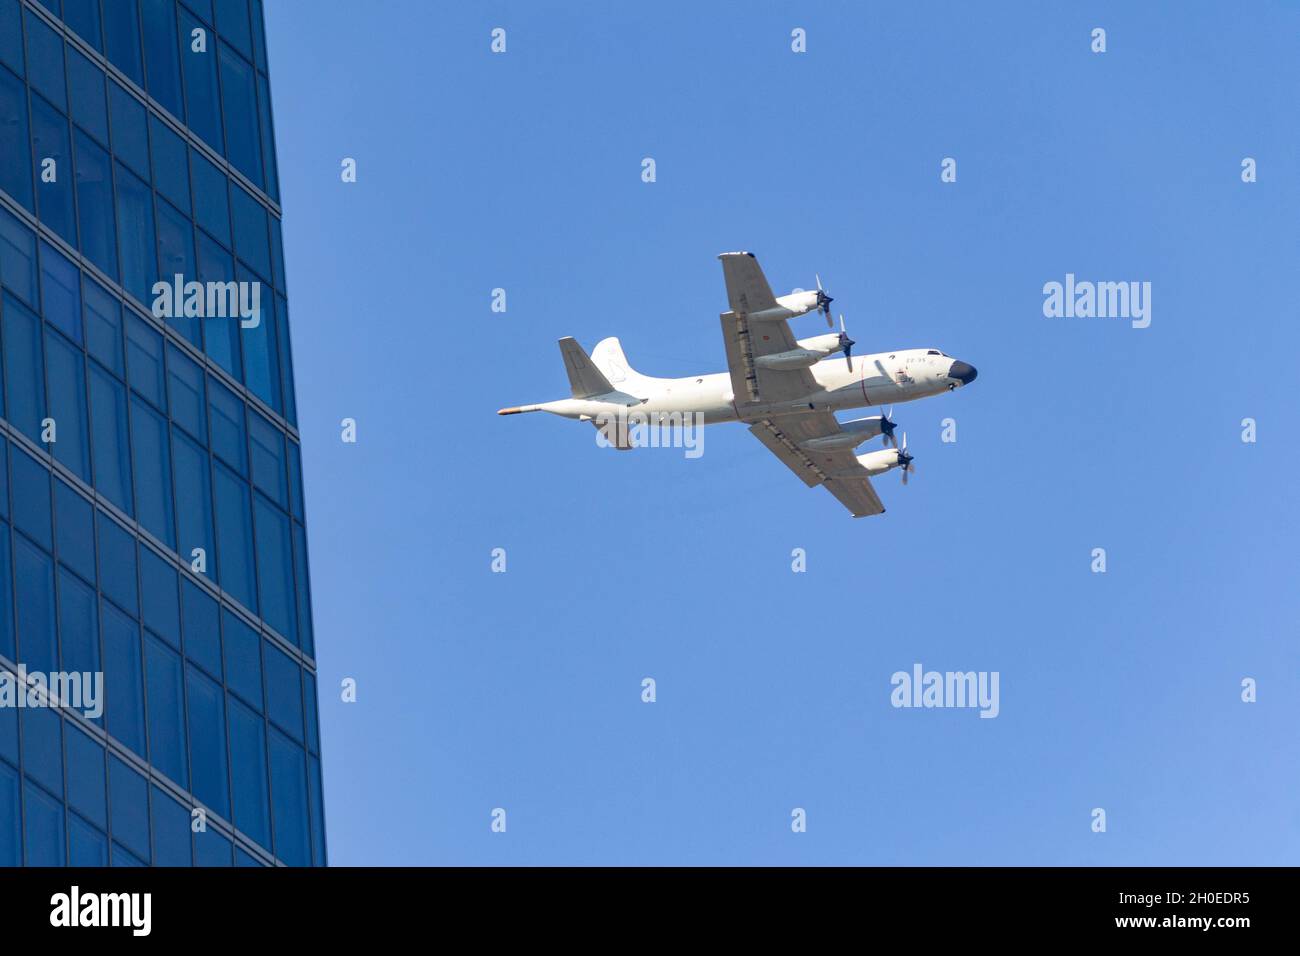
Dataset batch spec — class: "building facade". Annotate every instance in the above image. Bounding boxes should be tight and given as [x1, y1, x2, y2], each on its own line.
[0, 0, 324, 865]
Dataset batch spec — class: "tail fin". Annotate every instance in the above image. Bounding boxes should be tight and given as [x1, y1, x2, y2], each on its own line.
[591, 337, 651, 389]
[558, 337, 614, 399]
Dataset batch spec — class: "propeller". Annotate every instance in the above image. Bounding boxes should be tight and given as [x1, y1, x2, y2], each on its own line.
[815, 274, 834, 327]
[898, 432, 915, 485]
[837, 314, 856, 371]
[880, 406, 897, 447]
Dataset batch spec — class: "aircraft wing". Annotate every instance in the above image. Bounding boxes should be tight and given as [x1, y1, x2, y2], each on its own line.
[718, 252, 819, 404]
[747, 412, 886, 518]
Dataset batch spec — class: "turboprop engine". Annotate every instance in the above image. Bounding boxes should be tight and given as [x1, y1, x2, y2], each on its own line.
[800, 411, 898, 452]
[746, 275, 835, 325]
[854, 433, 916, 484]
[754, 315, 857, 371]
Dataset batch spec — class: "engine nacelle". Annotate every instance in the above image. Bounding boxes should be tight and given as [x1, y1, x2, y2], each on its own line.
[855, 448, 903, 476]
[800, 416, 886, 452]
[773, 290, 820, 317]
[753, 348, 822, 371]
[794, 333, 843, 354]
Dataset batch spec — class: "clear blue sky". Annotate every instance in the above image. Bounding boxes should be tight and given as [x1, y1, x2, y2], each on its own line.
[265, 1, 1300, 865]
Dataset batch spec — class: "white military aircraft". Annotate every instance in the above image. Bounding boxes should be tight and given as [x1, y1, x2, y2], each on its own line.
[499, 252, 977, 517]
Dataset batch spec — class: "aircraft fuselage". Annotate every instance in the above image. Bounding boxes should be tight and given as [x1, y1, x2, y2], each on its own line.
[541, 347, 976, 425]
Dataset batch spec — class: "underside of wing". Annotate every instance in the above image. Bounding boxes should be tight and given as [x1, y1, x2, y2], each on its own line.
[717, 254, 817, 405]
[747, 413, 886, 518]
[718, 251, 779, 314]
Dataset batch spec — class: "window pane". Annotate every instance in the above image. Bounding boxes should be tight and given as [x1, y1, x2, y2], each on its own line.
[140, 546, 180, 646]
[21, 705, 63, 795]
[125, 312, 165, 408]
[15, 536, 58, 674]
[180, 9, 222, 151]
[67, 47, 108, 145]
[149, 113, 190, 214]
[293, 521, 312, 657]
[304, 671, 317, 753]
[73, 130, 118, 277]
[269, 215, 284, 291]
[196, 230, 240, 378]
[172, 430, 214, 578]
[63, 0, 103, 52]
[111, 843, 146, 866]
[130, 395, 175, 546]
[83, 276, 123, 375]
[186, 664, 228, 817]
[264, 642, 301, 742]
[256, 72, 277, 202]
[140, 0, 183, 120]
[253, 496, 294, 640]
[25, 8, 66, 109]
[247, 410, 284, 506]
[239, 263, 275, 408]
[39, 241, 82, 342]
[107, 82, 148, 177]
[30, 96, 76, 245]
[0, 0, 23, 74]
[69, 815, 108, 865]
[54, 478, 95, 583]
[0, 655, 13, 759]
[155, 199, 200, 345]
[181, 577, 220, 677]
[269, 729, 308, 865]
[88, 363, 133, 515]
[97, 510, 138, 616]
[187, 0, 215, 26]
[286, 439, 302, 520]
[0, 209, 38, 303]
[215, 0, 252, 59]
[191, 147, 230, 245]
[229, 183, 269, 279]
[222, 608, 260, 709]
[57, 566, 99, 682]
[103, 0, 144, 85]
[208, 378, 246, 473]
[45, 328, 91, 482]
[151, 786, 192, 865]
[11, 447, 52, 550]
[145, 635, 187, 786]
[166, 343, 205, 439]
[275, 294, 295, 425]
[102, 602, 145, 756]
[107, 755, 149, 860]
[213, 463, 256, 611]
[194, 827, 232, 866]
[2, 293, 44, 442]
[113, 161, 155, 307]
[65, 724, 106, 827]
[218, 43, 261, 188]
[227, 696, 269, 848]
[0, 763, 16, 867]
[23, 780, 65, 866]
[0, 67, 33, 211]
[0, 523, 11, 662]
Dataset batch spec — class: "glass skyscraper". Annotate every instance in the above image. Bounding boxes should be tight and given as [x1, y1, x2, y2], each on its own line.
[0, 0, 324, 865]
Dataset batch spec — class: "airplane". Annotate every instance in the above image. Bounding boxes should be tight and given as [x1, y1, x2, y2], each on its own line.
[498, 252, 977, 517]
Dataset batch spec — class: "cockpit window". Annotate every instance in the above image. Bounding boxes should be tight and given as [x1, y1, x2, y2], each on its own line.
[927, 350, 941, 355]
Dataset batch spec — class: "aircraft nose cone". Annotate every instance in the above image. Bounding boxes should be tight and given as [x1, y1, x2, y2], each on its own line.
[949, 360, 977, 385]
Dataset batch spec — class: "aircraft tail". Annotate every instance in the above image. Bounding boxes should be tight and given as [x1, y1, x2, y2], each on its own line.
[558, 337, 614, 399]
[498, 336, 651, 416]
[591, 337, 653, 390]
